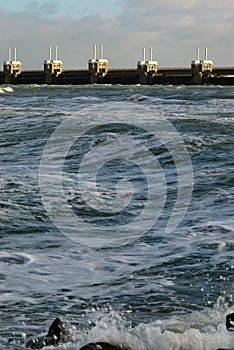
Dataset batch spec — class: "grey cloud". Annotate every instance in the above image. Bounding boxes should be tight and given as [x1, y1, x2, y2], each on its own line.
[40, 1, 59, 15]
[0, 0, 233, 69]
[24, 1, 59, 16]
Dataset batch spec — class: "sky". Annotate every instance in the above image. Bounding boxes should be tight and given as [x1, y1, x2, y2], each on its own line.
[0, 0, 233, 69]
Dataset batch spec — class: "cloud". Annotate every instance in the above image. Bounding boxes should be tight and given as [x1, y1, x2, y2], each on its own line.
[22, 1, 60, 17]
[39, 1, 59, 15]
[121, 0, 233, 13]
[0, 0, 233, 69]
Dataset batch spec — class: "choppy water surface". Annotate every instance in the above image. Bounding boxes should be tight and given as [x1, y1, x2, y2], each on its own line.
[0, 84, 233, 349]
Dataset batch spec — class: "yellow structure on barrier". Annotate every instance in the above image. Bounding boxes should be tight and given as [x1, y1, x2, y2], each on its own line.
[88, 45, 108, 83]
[137, 48, 158, 84]
[44, 46, 63, 84]
[191, 48, 213, 84]
[3, 48, 22, 84]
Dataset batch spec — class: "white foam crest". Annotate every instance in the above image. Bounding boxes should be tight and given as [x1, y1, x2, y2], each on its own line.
[3, 86, 14, 93]
[206, 219, 234, 233]
[75, 307, 234, 350]
[0, 251, 36, 265]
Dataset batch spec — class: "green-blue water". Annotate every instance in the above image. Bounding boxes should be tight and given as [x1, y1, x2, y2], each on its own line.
[0, 85, 233, 349]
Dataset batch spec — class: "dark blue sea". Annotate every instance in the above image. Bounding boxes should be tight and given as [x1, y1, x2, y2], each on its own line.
[0, 84, 233, 349]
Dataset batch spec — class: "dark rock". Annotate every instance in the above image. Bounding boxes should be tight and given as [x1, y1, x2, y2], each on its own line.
[26, 317, 72, 349]
[79, 342, 131, 350]
[226, 312, 234, 331]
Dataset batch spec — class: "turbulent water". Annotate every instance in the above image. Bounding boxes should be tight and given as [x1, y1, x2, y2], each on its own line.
[0, 84, 233, 350]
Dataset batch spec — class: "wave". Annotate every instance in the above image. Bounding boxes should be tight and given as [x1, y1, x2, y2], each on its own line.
[0, 251, 35, 265]
[62, 303, 234, 350]
[0, 86, 14, 93]
[1, 301, 233, 349]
